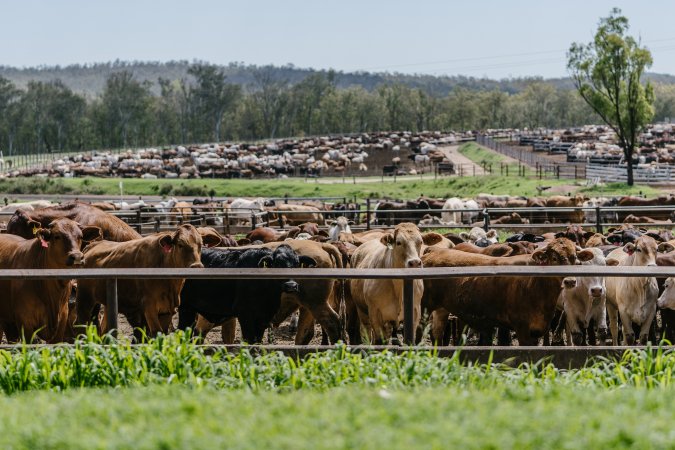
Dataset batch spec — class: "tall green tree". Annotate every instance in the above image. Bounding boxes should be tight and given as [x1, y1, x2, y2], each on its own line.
[567, 8, 654, 185]
[100, 71, 153, 147]
[188, 64, 241, 142]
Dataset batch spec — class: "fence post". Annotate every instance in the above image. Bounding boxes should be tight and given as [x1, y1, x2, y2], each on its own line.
[106, 278, 118, 338]
[225, 208, 231, 236]
[366, 198, 371, 230]
[403, 278, 415, 345]
[595, 206, 603, 234]
[574, 165, 578, 179]
[154, 217, 160, 233]
[251, 212, 257, 231]
[483, 208, 490, 232]
[135, 210, 142, 234]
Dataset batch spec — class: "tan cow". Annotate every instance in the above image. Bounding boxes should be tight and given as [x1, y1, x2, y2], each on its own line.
[0, 218, 102, 342]
[605, 236, 659, 345]
[267, 204, 325, 226]
[349, 222, 441, 344]
[76, 224, 207, 336]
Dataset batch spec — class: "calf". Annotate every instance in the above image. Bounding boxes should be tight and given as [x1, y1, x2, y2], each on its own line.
[560, 248, 608, 346]
[76, 224, 207, 336]
[179, 245, 316, 343]
[459, 227, 498, 247]
[0, 219, 102, 342]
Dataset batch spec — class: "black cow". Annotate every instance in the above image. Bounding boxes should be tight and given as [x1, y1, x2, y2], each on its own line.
[178, 244, 316, 343]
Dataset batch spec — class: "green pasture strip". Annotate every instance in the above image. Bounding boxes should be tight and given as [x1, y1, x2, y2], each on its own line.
[0, 176, 658, 201]
[2, 331, 675, 394]
[1, 385, 674, 449]
[459, 141, 506, 166]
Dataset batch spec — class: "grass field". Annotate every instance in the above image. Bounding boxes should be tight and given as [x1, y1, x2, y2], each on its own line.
[0, 174, 661, 201]
[0, 332, 675, 448]
[1, 384, 673, 449]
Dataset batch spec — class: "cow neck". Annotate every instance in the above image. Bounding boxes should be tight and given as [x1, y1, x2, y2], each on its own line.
[27, 238, 72, 291]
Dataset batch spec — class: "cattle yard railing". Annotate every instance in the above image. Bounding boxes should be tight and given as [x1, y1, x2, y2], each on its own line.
[2, 204, 675, 236]
[9, 265, 675, 348]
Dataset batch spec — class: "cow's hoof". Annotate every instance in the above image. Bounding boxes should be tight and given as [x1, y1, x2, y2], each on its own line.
[639, 335, 649, 346]
[597, 328, 608, 344]
[572, 333, 584, 346]
[625, 333, 636, 346]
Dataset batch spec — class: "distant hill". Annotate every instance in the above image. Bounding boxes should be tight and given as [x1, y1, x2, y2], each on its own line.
[3, 60, 672, 98]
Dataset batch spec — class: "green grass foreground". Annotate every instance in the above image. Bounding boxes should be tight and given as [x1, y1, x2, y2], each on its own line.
[0, 175, 659, 200]
[0, 385, 672, 449]
[1, 331, 675, 393]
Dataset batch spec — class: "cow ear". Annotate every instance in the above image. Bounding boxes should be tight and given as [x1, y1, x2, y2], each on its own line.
[606, 258, 620, 266]
[80, 226, 103, 243]
[486, 230, 497, 239]
[554, 231, 565, 239]
[422, 232, 443, 246]
[577, 249, 595, 262]
[201, 232, 222, 248]
[583, 231, 596, 239]
[258, 255, 273, 268]
[458, 232, 469, 241]
[531, 248, 548, 265]
[348, 220, 355, 225]
[298, 256, 317, 268]
[36, 228, 51, 242]
[159, 234, 173, 253]
[380, 233, 394, 247]
[326, 220, 335, 226]
[318, 230, 329, 238]
[658, 242, 675, 253]
[623, 243, 636, 254]
[27, 219, 42, 236]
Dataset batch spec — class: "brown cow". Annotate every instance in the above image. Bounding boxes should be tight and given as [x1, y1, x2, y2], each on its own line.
[618, 195, 675, 221]
[267, 204, 325, 226]
[75, 224, 205, 336]
[7, 202, 140, 242]
[452, 242, 533, 257]
[247, 227, 283, 243]
[623, 214, 672, 225]
[545, 195, 586, 223]
[423, 238, 585, 345]
[0, 219, 102, 343]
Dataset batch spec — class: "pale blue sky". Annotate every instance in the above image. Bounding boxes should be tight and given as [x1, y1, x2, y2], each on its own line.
[3, 0, 675, 78]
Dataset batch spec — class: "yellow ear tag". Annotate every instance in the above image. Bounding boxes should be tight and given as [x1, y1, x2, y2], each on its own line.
[32, 226, 38, 235]
[263, 261, 269, 268]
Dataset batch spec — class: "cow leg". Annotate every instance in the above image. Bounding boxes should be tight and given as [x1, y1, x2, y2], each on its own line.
[143, 306, 163, 338]
[497, 327, 512, 346]
[194, 314, 216, 339]
[587, 318, 597, 346]
[639, 304, 657, 345]
[619, 310, 635, 345]
[49, 302, 71, 344]
[221, 318, 236, 344]
[478, 328, 495, 346]
[177, 305, 197, 330]
[346, 298, 361, 345]
[430, 309, 449, 345]
[607, 303, 619, 345]
[551, 310, 566, 346]
[515, 326, 538, 346]
[369, 308, 394, 345]
[295, 307, 316, 345]
[309, 304, 342, 345]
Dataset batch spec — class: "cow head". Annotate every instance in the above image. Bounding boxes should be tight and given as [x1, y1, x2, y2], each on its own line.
[576, 247, 606, 300]
[658, 277, 675, 310]
[159, 224, 204, 268]
[380, 222, 423, 268]
[531, 238, 578, 266]
[35, 218, 102, 267]
[622, 235, 657, 267]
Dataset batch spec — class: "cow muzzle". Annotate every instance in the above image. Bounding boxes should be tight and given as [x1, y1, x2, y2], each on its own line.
[283, 280, 299, 293]
[590, 287, 604, 298]
[190, 262, 205, 269]
[406, 258, 422, 269]
[67, 252, 85, 266]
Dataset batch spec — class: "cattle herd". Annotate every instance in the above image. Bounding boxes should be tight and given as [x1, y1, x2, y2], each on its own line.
[4, 130, 473, 179]
[3, 192, 675, 347]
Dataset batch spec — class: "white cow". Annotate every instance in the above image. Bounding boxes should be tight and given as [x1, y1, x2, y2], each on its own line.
[560, 247, 608, 346]
[441, 197, 463, 224]
[327, 216, 353, 242]
[459, 227, 498, 247]
[605, 236, 660, 345]
[227, 197, 267, 225]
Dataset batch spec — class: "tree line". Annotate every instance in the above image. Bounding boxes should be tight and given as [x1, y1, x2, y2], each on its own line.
[0, 63, 674, 156]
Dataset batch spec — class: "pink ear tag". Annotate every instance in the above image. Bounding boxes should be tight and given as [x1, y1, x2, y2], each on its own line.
[40, 238, 49, 248]
[162, 243, 172, 253]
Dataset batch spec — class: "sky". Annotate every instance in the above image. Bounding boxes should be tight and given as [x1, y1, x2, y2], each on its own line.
[3, 0, 675, 79]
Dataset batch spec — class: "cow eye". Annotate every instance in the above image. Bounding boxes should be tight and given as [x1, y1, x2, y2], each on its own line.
[635, 248, 642, 252]
[396, 241, 402, 246]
